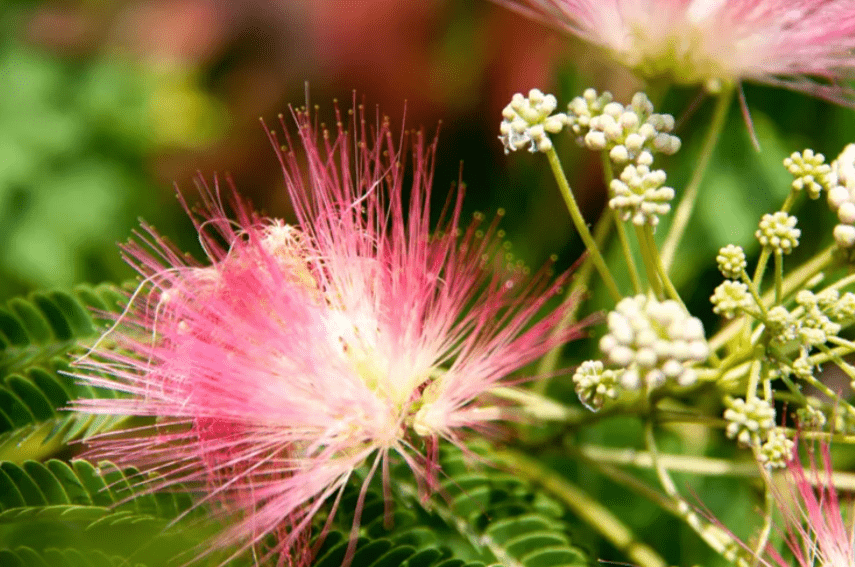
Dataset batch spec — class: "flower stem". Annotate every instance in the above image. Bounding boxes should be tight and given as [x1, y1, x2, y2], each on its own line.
[780, 188, 798, 213]
[752, 486, 774, 565]
[491, 386, 583, 422]
[534, 208, 615, 389]
[661, 88, 734, 272]
[746, 358, 762, 399]
[642, 413, 739, 562]
[828, 335, 855, 351]
[492, 448, 668, 567]
[826, 269, 855, 293]
[576, 445, 750, 476]
[816, 343, 855, 382]
[617, 219, 643, 294]
[635, 225, 664, 299]
[774, 251, 784, 305]
[545, 147, 622, 302]
[708, 245, 836, 351]
[602, 152, 643, 294]
[644, 225, 684, 308]
[577, 442, 855, 489]
[740, 270, 770, 321]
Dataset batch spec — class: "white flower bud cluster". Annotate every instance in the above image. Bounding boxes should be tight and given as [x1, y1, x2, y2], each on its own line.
[580, 92, 681, 165]
[499, 89, 565, 154]
[765, 306, 798, 342]
[783, 149, 831, 200]
[795, 405, 827, 430]
[820, 289, 855, 321]
[826, 144, 855, 247]
[598, 295, 708, 391]
[724, 397, 776, 447]
[764, 287, 855, 383]
[716, 245, 746, 279]
[572, 360, 619, 411]
[710, 281, 751, 319]
[565, 89, 681, 227]
[757, 427, 794, 469]
[794, 290, 842, 346]
[815, 288, 841, 311]
[755, 212, 800, 254]
[609, 164, 675, 226]
[792, 355, 814, 380]
[565, 88, 613, 144]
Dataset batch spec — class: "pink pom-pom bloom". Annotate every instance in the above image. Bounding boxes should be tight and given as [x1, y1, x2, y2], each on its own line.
[500, 0, 855, 103]
[764, 442, 855, 567]
[73, 103, 584, 565]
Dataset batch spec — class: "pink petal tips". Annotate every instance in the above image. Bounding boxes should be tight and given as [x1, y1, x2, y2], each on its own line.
[766, 442, 855, 567]
[499, 0, 855, 104]
[72, 100, 585, 565]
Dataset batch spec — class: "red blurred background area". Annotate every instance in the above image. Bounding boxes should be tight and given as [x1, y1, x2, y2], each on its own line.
[24, 0, 567, 210]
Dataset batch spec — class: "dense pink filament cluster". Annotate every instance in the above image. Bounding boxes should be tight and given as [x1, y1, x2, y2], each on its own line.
[767, 443, 855, 567]
[502, 0, 855, 103]
[73, 103, 583, 565]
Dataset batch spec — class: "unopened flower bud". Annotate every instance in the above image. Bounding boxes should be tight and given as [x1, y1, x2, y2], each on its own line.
[499, 89, 565, 154]
[756, 212, 800, 253]
[716, 244, 747, 279]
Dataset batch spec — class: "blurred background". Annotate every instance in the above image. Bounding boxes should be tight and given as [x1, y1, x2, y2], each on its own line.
[2, 2, 855, 564]
[5, 0, 854, 300]
[1, 0, 595, 300]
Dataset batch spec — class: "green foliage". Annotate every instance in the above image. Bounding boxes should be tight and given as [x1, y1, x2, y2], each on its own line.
[316, 447, 591, 567]
[0, 546, 143, 567]
[0, 285, 129, 457]
[0, 2, 169, 300]
[0, 457, 214, 566]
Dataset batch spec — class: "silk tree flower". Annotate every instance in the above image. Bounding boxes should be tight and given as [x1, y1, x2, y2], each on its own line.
[764, 443, 855, 567]
[706, 442, 854, 567]
[72, 104, 584, 565]
[499, 0, 855, 103]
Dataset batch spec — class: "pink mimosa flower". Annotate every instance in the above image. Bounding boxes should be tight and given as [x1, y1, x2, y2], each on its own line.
[500, 0, 855, 104]
[765, 442, 855, 567]
[707, 441, 854, 567]
[73, 103, 584, 565]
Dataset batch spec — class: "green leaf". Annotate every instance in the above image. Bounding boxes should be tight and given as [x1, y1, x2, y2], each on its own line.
[46, 460, 93, 506]
[0, 462, 46, 506]
[0, 546, 147, 567]
[0, 458, 211, 566]
[0, 284, 125, 373]
[0, 468, 25, 510]
[521, 547, 589, 567]
[46, 291, 96, 338]
[3, 547, 50, 567]
[0, 389, 34, 429]
[312, 445, 592, 567]
[22, 461, 69, 505]
[0, 285, 132, 456]
[0, 310, 27, 348]
[6, 375, 55, 420]
[30, 293, 74, 341]
[350, 540, 394, 566]
[0, 549, 25, 567]
[7, 298, 52, 345]
[70, 461, 115, 507]
[402, 548, 443, 567]
[27, 367, 71, 407]
[373, 546, 419, 567]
